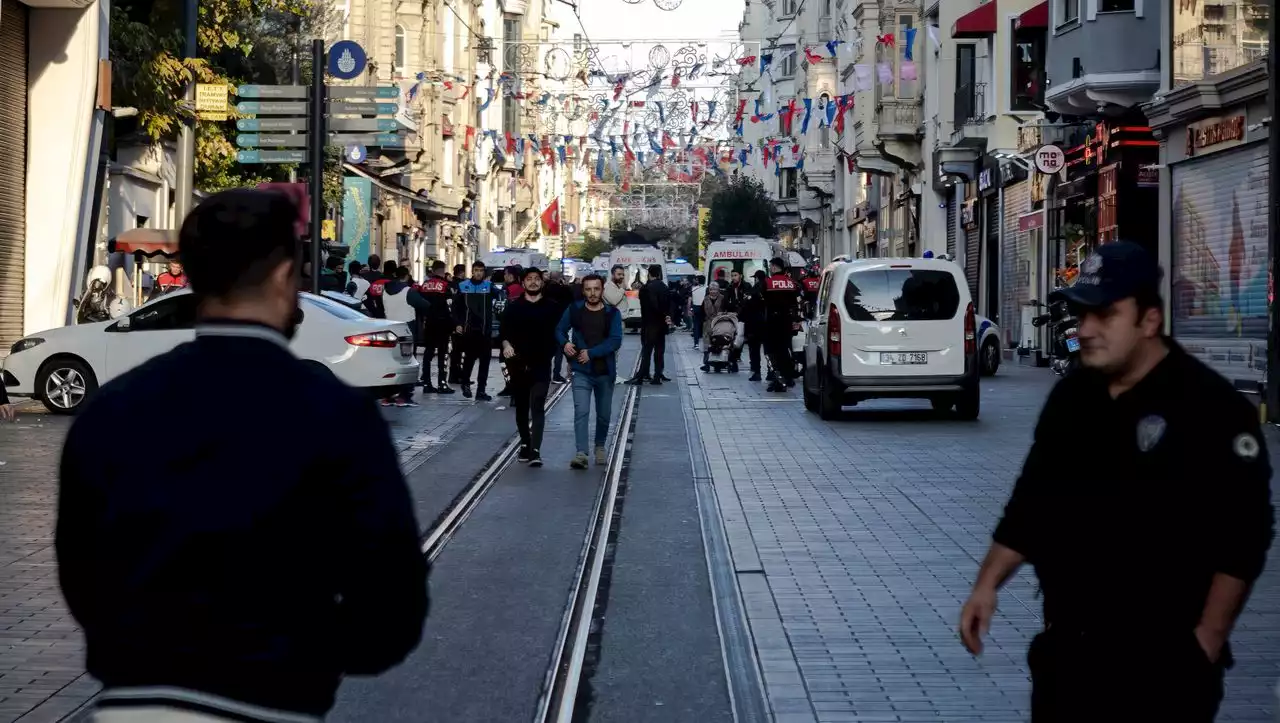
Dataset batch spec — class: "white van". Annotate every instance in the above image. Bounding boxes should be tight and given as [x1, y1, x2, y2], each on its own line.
[610, 244, 666, 329]
[705, 236, 787, 286]
[480, 247, 550, 273]
[802, 257, 980, 420]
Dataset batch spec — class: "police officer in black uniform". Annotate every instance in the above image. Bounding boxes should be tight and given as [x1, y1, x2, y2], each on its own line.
[56, 189, 427, 721]
[418, 260, 456, 394]
[959, 242, 1274, 722]
[761, 257, 800, 392]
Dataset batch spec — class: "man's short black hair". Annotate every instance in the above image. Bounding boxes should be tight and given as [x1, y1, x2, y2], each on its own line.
[348, 260, 363, 274]
[453, 264, 466, 275]
[506, 264, 523, 278]
[695, 275, 706, 284]
[397, 265, 411, 280]
[325, 255, 345, 271]
[522, 266, 544, 281]
[383, 260, 398, 276]
[769, 256, 787, 270]
[472, 260, 487, 270]
[581, 274, 604, 287]
[368, 254, 381, 269]
[610, 264, 625, 274]
[179, 189, 300, 299]
[649, 264, 663, 279]
[431, 260, 447, 272]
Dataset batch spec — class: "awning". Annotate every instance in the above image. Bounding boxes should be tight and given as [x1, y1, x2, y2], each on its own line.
[952, 1, 997, 38]
[343, 162, 441, 214]
[1016, 1, 1048, 29]
[108, 228, 179, 257]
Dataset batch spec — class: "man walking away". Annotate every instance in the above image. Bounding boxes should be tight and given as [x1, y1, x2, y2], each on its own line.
[742, 270, 768, 381]
[762, 257, 800, 392]
[454, 260, 499, 401]
[500, 267, 561, 467]
[382, 266, 430, 407]
[959, 242, 1274, 723]
[603, 264, 628, 313]
[56, 189, 428, 723]
[689, 275, 708, 350]
[419, 261, 456, 394]
[449, 264, 466, 384]
[556, 274, 623, 469]
[628, 264, 671, 386]
[361, 255, 388, 318]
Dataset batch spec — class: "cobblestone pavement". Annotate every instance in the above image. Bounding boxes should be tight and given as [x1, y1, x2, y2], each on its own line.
[675, 340, 1280, 723]
[0, 364, 501, 723]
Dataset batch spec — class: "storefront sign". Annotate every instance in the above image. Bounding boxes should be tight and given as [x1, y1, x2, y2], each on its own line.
[1017, 125, 1042, 154]
[1017, 211, 1044, 232]
[1030, 173, 1047, 203]
[1034, 145, 1066, 174]
[1186, 115, 1246, 157]
[341, 176, 373, 264]
[961, 199, 977, 229]
[977, 168, 994, 194]
[1137, 164, 1160, 188]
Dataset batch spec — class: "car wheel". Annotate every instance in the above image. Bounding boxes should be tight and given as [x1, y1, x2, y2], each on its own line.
[37, 358, 98, 415]
[981, 338, 1000, 376]
[955, 385, 980, 420]
[817, 372, 842, 421]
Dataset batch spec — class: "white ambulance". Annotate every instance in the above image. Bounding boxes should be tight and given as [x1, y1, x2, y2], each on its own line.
[705, 236, 788, 286]
[480, 247, 551, 273]
[609, 243, 667, 329]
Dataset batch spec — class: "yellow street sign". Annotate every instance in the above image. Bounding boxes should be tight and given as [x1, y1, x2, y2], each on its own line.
[195, 84, 229, 113]
[198, 112, 228, 122]
[322, 219, 336, 240]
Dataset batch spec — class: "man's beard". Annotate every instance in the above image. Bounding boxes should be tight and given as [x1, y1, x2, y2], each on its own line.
[285, 304, 303, 340]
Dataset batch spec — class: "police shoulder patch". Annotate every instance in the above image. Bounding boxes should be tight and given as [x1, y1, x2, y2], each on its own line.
[1233, 433, 1260, 460]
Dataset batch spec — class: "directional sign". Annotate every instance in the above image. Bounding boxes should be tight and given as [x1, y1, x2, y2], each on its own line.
[328, 101, 399, 115]
[237, 150, 307, 164]
[330, 118, 400, 132]
[237, 117, 308, 132]
[328, 85, 399, 100]
[236, 101, 307, 115]
[345, 145, 368, 163]
[330, 133, 405, 147]
[237, 134, 309, 148]
[236, 85, 308, 99]
[328, 40, 367, 81]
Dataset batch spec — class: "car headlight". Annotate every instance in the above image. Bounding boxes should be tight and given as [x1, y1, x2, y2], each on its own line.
[9, 338, 44, 354]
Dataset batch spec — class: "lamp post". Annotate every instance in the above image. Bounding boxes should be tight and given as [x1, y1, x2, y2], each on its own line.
[173, 0, 198, 225]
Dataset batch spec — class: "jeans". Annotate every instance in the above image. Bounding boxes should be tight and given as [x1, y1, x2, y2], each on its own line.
[691, 307, 705, 344]
[571, 372, 615, 454]
[460, 332, 492, 392]
[509, 362, 551, 450]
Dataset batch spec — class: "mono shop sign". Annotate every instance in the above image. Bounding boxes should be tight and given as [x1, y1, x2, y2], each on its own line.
[1034, 144, 1065, 174]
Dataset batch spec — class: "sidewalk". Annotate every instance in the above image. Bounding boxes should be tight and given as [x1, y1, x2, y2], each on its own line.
[677, 342, 1280, 723]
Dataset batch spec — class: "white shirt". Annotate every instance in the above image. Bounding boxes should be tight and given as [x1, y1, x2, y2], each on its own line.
[603, 280, 628, 309]
[691, 284, 707, 306]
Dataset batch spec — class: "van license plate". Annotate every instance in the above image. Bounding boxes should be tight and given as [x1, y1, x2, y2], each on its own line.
[881, 352, 927, 365]
[400, 342, 414, 357]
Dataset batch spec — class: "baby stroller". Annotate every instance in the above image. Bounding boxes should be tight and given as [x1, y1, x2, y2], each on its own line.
[704, 312, 744, 373]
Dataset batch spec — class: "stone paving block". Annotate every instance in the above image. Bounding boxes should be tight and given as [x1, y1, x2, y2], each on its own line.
[678, 344, 1280, 723]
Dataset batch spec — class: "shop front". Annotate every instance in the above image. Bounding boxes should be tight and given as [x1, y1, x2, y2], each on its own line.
[976, 157, 1000, 324]
[1146, 63, 1270, 396]
[997, 163, 1031, 353]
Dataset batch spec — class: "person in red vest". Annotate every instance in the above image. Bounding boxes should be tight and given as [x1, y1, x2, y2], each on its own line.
[762, 257, 800, 392]
[157, 260, 188, 295]
[801, 269, 821, 318]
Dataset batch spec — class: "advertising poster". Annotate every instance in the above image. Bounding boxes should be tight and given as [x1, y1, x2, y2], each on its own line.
[342, 176, 373, 266]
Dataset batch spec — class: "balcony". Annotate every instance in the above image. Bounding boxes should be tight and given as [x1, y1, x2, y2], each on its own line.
[803, 147, 836, 195]
[949, 82, 990, 148]
[1043, 8, 1160, 113]
[877, 99, 922, 141]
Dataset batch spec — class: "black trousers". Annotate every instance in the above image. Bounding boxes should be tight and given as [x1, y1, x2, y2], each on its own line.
[509, 362, 551, 450]
[459, 332, 492, 392]
[421, 329, 450, 383]
[764, 328, 794, 382]
[637, 324, 667, 379]
[737, 331, 762, 372]
[449, 332, 464, 382]
[1028, 627, 1226, 723]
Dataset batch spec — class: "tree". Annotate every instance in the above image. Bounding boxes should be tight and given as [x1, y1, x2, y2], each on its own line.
[676, 230, 699, 261]
[706, 175, 777, 240]
[567, 232, 611, 262]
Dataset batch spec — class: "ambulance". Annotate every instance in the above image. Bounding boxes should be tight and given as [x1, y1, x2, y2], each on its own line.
[479, 247, 550, 273]
[704, 236, 788, 286]
[609, 243, 666, 329]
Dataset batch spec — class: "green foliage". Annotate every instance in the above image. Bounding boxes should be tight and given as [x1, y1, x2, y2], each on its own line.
[567, 232, 611, 262]
[706, 175, 777, 240]
[676, 231, 699, 261]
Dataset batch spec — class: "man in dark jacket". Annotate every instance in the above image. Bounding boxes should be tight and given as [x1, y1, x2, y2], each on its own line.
[449, 264, 466, 384]
[419, 260, 456, 394]
[762, 257, 800, 392]
[544, 274, 575, 384]
[453, 260, 499, 401]
[361, 254, 388, 318]
[500, 267, 562, 467]
[56, 189, 427, 722]
[741, 270, 768, 381]
[628, 264, 672, 385]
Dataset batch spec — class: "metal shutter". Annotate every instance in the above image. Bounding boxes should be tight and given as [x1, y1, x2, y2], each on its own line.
[0, 0, 25, 352]
[964, 219, 979, 303]
[1170, 142, 1269, 389]
[1001, 181, 1030, 347]
[946, 194, 956, 257]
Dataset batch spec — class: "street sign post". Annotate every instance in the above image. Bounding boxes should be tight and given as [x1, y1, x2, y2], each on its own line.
[329, 133, 406, 147]
[195, 83, 229, 121]
[236, 134, 309, 148]
[328, 85, 398, 100]
[327, 101, 399, 115]
[309, 38, 329, 294]
[345, 145, 368, 163]
[236, 85, 309, 99]
[237, 150, 307, 163]
[236, 118, 308, 132]
[329, 118, 400, 132]
[327, 40, 367, 81]
[235, 101, 308, 115]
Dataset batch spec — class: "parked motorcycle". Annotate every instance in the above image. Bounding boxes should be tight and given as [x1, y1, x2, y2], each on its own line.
[1030, 298, 1081, 376]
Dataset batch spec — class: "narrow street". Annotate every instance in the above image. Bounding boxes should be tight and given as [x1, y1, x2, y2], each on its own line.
[0, 338, 1278, 721]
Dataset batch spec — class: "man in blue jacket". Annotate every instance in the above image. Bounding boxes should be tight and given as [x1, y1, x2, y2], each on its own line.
[453, 260, 500, 401]
[556, 274, 624, 469]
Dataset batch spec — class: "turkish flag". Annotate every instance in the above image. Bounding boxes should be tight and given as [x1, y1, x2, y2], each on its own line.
[540, 198, 561, 236]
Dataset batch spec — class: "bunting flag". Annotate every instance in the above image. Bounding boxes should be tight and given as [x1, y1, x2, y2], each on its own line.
[877, 33, 895, 46]
[760, 54, 774, 73]
[737, 56, 757, 66]
[801, 98, 813, 134]
[903, 27, 918, 60]
[540, 199, 561, 236]
[804, 47, 825, 65]
[825, 39, 843, 57]
[478, 87, 494, 111]
[877, 62, 894, 87]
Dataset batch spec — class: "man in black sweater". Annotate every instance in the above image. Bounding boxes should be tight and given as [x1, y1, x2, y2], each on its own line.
[56, 189, 428, 722]
[628, 264, 672, 385]
[500, 267, 562, 467]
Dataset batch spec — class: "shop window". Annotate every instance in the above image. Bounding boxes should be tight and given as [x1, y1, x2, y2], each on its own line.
[1172, 0, 1270, 88]
[779, 168, 798, 199]
[1010, 22, 1045, 111]
[394, 25, 406, 75]
[1058, 0, 1079, 25]
[1098, 0, 1134, 12]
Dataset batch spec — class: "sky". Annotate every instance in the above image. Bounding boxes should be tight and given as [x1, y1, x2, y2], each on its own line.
[575, 0, 744, 43]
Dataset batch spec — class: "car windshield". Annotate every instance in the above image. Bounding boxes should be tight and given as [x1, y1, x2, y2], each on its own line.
[302, 294, 368, 321]
[843, 269, 960, 322]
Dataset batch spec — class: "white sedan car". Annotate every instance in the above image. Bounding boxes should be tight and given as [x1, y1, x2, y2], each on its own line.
[2, 290, 420, 414]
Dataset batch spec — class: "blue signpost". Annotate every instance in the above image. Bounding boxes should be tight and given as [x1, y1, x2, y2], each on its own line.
[327, 40, 368, 81]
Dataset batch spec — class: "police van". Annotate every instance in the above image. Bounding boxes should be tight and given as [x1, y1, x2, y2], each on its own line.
[610, 243, 666, 330]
